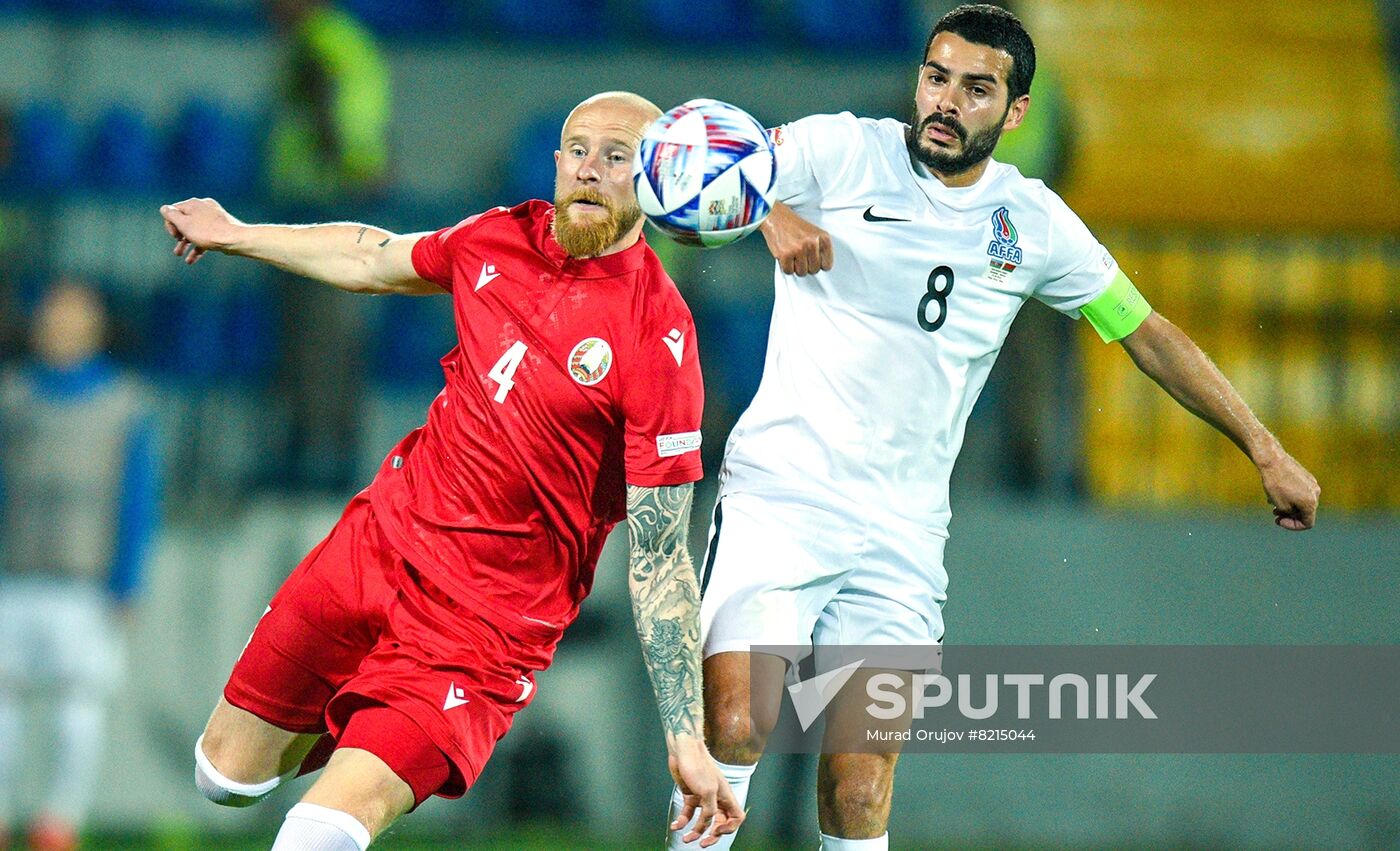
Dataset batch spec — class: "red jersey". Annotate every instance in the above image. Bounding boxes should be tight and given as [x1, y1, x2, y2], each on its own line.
[368, 201, 704, 640]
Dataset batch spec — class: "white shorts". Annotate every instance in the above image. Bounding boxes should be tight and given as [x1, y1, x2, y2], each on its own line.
[0, 577, 125, 693]
[698, 492, 948, 662]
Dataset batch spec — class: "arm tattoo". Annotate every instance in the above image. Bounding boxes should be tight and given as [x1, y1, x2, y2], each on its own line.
[355, 226, 368, 244]
[377, 237, 391, 248]
[627, 483, 703, 740]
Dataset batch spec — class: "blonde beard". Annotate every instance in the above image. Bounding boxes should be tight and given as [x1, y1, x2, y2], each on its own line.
[553, 195, 642, 258]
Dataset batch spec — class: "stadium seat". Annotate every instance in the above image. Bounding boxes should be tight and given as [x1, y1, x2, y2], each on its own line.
[222, 284, 278, 386]
[93, 280, 148, 366]
[168, 99, 258, 199]
[0, 107, 14, 191]
[0, 0, 38, 16]
[145, 288, 226, 385]
[503, 111, 568, 205]
[484, 0, 607, 42]
[788, 0, 913, 52]
[37, 0, 128, 15]
[340, 0, 466, 39]
[88, 104, 161, 194]
[694, 301, 768, 410]
[12, 101, 82, 193]
[1030, 0, 1399, 232]
[35, 0, 94, 13]
[11, 271, 48, 315]
[371, 295, 455, 389]
[637, 0, 757, 43]
[123, 0, 199, 23]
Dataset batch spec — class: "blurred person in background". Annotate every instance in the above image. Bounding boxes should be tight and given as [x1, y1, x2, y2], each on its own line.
[0, 281, 161, 851]
[266, 0, 391, 492]
[265, 0, 389, 202]
[160, 91, 742, 850]
[670, 5, 1322, 850]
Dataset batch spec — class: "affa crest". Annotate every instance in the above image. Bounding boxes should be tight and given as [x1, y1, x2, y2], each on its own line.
[985, 206, 1022, 281]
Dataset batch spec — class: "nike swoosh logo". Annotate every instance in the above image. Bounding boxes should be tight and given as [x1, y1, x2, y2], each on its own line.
[863, 206, 911, 223]
[475, 263, 501, 291]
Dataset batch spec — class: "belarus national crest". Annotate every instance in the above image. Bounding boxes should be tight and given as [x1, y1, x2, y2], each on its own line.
[568, 337, 613, 386]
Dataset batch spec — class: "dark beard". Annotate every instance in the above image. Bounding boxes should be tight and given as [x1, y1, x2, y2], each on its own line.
[904, 104, 1006, 177]
[552, 189, 643, 258]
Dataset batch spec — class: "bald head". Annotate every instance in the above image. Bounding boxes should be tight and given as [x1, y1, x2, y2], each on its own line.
[33, 279, 107, 368]
[560, 91, 662, 146]
[552, 91, 660, 258]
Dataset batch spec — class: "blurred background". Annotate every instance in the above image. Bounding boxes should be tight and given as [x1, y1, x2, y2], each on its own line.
[0, 0, 1396, 848]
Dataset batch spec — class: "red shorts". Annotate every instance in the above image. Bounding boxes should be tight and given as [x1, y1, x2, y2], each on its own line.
[224, 493, 551, 802]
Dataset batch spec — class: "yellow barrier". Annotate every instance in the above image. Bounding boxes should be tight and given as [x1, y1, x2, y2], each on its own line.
[1024, 0, 1400, 232]
[1083, 235, 1398, 511]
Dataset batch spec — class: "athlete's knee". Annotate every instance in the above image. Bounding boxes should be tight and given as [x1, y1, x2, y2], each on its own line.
[704, 654, 783, 765]
[818, 753, 897, 828]
[706, 698, 772, 764]
[705, 667, 776, 763]
[194, 734, 292, 808]
[823, 767, 893, 815]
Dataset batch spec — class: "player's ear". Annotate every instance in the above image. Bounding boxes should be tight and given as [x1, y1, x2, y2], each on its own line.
[1002, 94, 1030, 132]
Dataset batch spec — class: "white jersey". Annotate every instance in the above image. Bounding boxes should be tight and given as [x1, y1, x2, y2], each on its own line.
[719, 112, 1121, 536]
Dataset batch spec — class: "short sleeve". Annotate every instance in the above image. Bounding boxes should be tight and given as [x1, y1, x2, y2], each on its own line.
[410, 212, 491, 292]
[619, 297, 705, 488]
[769, 112, 865, 208]
[1032, 190, 1120, 318]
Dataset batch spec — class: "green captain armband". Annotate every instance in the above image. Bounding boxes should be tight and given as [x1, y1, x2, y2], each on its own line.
[1081, 269, 1151, 343]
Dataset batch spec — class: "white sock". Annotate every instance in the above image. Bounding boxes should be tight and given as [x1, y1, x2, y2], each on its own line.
[271, 802, 372, 851]
[820, 833, 889, 850]
[667, 760, 757, 850]
[194, 735, 295, 807]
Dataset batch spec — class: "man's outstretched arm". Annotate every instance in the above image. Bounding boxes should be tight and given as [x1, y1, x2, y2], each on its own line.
[158, 197, 441, 295]
[1118, 312, 1321, 530]
[759, 202, 833, 277]
[626, 483, 743, 847]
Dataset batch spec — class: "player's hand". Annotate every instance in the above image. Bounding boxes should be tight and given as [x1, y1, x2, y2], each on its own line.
[667, 735, 745, 847]
[760, 202, 833, 277]
[159, 197, 244, 266]
[1257, 450, 1320, 531]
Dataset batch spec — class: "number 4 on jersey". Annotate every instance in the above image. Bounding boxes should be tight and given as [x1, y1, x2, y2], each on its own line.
[488, 341, 528, 403]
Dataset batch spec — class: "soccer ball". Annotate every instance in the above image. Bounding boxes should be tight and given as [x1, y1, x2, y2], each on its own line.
[633, 99, 777, 248]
